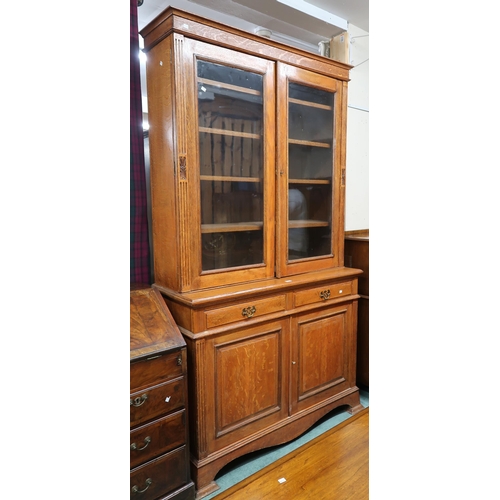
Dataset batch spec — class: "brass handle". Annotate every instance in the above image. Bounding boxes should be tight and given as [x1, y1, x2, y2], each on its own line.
[130, 436, 151, 451]
[130, 394, 148, 407]
[131, 478, 152, 495]
[242, 306, 256, 318]
[320, 290, 331, 300]
[177, 355, 182, 366]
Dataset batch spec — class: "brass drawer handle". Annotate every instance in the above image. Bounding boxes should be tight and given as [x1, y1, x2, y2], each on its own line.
[131, 478, 152, 495]
[130, 436, 151, 451]
[130, 394, 148, 407]
[320, 290, 331, 300]
[242, 306, 256, 318]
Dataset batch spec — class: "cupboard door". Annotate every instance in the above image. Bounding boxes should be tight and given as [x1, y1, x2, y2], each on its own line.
[181, 39, 276, 291]
[290, 303, 356, 414]
[202, 319, 289, 453]
[276, 63, 346, 277]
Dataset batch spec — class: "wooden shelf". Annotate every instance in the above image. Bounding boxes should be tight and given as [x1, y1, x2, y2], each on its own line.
[200, 175, 261, 183]
[198, 77, 262, 97]
[201, 222, 264, 233]
[289, 178, 331, 185]
[199, 126, 261, 140]
[289, 97, 332, 110]
[289, 220, 330, 228]
[289, 138, 331, 149]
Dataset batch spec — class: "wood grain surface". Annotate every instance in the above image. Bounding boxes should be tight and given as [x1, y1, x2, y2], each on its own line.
[214, 407, 369, 499]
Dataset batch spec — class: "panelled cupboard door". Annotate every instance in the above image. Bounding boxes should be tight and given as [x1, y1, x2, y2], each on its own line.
[276, 63, 346, 277]
[203, 319, 290, 453]
[290, 303, 355, 414]
[177, 37, 276, 292]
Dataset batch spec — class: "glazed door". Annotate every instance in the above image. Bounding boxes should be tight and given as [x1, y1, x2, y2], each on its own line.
[276, 63, 346, 277]
[180, 38, 276, 291]
[290, 303, 356, 414]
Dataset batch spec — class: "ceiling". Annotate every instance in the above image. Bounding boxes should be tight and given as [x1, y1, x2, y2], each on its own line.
[137, 0, 368, 116]
[138, 0, 369, 50]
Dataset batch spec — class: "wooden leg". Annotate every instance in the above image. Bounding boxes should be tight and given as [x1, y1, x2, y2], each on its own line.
[194, 481, 219, 500]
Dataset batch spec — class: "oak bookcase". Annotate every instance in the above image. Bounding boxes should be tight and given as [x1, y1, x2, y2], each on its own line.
[141, 8, 363, 498]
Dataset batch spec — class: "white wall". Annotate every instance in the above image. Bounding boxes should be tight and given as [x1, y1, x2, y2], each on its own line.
[345, 23, 369, 231]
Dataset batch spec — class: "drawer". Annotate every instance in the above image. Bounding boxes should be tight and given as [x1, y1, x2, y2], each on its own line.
[130, 349, 184, 393]
[130, 446, 189, 500]
[206, 294, 286, 328]
[130, 409, 186, 469]
[130, 377, 185, 428]
[293, 281, 353, 308]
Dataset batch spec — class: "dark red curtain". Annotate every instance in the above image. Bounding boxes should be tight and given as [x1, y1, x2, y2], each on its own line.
[130, 0, 151, 285]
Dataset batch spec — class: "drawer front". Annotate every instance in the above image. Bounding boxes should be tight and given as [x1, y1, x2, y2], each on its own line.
[130, 377, 185, 428]
[130, 446, 189, 500]
[131, 350, 184, 393]
[130, 410, 186, 469]
[293, 281, 353, 308]
[206, 294, 286, 328]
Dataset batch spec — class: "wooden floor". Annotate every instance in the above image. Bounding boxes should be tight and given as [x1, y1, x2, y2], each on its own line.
[212, 407, 369, 500]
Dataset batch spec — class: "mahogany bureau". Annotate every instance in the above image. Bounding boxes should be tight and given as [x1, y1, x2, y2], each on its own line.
[130, 286, 195, 500]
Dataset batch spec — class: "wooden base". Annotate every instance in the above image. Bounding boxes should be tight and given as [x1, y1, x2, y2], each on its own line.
[191, 389, 361, 498]
[348, 402, 364, 415]
[194, 482, 219, 500]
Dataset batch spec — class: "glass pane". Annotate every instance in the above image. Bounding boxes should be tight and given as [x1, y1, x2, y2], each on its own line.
[197, 60, 264, 271]
[288, 103, 332, 145]
[289, 82, 333, 106]
[288, 82, 334, 261]
[198, 60, 263, 92]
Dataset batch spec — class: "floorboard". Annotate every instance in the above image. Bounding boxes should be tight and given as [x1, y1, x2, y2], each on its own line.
[212, 407, 369, 499]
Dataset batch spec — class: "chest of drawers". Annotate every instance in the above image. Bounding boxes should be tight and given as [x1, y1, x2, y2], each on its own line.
[130, 286, 195, 500]
[345, 230, 369, 388]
